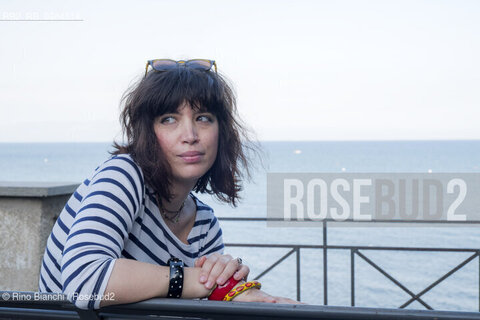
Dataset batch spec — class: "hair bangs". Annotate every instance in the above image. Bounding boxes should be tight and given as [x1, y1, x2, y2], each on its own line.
[146, 68, 225, 118]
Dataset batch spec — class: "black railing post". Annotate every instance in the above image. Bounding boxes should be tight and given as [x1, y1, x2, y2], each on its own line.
[351, 248, 355, 306]
[323, 219, 328, 305]
[296, 247, 301, 301]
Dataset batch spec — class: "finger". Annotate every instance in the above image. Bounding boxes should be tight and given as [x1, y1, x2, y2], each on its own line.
[199, 254, 219, 283]
[215, 257, 241, 285]
[233, 264, 249, 281]
[205, 255, 232, 288]
[194, 256, 207, 268]
[200, 253, 221, 284]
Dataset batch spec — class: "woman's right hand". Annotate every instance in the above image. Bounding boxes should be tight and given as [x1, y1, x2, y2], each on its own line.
[195, 254, 249, 290]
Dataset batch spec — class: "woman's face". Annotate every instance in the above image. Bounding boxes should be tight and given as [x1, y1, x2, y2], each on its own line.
[153, 101, 219, 186]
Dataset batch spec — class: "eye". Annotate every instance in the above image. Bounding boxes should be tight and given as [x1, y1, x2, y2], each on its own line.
[160, 116, 176, 124]
[197, 114, 214, 122]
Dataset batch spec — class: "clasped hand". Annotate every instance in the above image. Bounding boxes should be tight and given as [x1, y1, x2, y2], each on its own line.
[194, 253, 248, 290]
[194, 253, 303, 304]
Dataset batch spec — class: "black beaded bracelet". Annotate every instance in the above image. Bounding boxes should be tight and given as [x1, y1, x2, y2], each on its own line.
[167, 257, 184, 298]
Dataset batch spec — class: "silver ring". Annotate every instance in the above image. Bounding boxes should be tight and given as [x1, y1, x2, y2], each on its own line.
[236, 257, 243, 265]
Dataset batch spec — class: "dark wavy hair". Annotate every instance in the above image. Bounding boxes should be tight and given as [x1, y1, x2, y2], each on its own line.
[111, 65, 258, 206]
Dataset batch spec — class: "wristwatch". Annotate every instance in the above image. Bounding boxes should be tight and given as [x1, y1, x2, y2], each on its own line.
[167, 257, 184, 298]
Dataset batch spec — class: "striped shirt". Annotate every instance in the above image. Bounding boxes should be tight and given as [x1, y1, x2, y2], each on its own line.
[38, 154, 224, 309]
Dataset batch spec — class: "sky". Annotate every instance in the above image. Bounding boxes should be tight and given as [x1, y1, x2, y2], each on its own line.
[0, 0, 479, 142]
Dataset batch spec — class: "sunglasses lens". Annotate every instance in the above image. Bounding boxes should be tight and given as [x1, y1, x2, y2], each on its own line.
[151, 60, 177, 71]
[186, 60, 213, 71]
[147, 59, 215, 76]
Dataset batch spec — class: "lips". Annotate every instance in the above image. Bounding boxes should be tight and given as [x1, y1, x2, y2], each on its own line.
[179, 151, 204, 157]
[178, 151, 205, 163]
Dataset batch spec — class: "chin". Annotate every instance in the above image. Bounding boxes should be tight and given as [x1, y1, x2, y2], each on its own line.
[175, 169, 208, 183]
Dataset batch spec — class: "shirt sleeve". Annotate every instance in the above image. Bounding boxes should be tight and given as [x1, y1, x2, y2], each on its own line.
[198, 213, 224, 256]
[60, 155, 144, 309]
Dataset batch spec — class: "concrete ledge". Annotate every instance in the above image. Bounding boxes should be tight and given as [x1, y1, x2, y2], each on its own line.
[0, 182, 78, 291]
[0, 182, 79, 197]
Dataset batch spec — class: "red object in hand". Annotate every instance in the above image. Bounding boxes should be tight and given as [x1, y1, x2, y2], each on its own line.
[208, 276, 240, 301]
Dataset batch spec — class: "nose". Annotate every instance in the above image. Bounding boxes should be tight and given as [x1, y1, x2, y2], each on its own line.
[181, 119, 199, 144]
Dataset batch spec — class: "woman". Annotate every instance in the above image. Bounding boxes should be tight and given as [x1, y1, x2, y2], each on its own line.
[39, 59, 298, 309]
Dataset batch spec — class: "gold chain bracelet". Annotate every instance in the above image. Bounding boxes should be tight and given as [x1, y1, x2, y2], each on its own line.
[223, 280, 262, 301]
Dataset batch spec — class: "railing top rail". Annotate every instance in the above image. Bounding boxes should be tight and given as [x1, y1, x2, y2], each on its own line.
[224, 243, 480, 252]
[218, 217, 480, 224]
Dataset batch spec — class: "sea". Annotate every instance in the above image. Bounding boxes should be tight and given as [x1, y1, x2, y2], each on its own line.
[1, 140, 479, 311]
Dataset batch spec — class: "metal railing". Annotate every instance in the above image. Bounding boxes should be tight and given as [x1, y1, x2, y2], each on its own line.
[2, 291, 480, 320]
[1, 218, 479, 319]
[219, 217, 480, 311]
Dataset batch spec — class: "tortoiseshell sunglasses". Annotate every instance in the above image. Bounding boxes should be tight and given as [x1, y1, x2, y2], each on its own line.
[144, 59, 217, 77]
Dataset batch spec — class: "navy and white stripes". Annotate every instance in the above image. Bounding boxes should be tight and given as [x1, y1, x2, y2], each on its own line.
[38, 154, 224, 309]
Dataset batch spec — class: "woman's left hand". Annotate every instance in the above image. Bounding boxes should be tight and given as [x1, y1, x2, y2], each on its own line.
[194, 253, 249, 290]
[230, 287, 305, 304]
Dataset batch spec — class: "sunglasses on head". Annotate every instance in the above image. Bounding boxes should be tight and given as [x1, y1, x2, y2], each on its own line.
[145, 59, 217, 77]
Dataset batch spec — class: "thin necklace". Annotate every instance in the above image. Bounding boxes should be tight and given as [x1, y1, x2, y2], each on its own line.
[156, 193, 188, 224]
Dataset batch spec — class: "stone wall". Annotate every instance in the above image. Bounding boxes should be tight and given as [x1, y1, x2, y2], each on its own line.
[0, 182, 78, 291]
